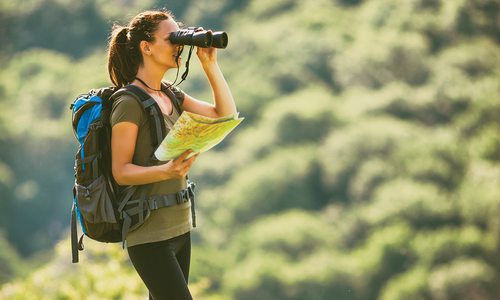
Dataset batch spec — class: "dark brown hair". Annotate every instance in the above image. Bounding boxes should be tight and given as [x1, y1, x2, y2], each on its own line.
[107, 10, 174, 87]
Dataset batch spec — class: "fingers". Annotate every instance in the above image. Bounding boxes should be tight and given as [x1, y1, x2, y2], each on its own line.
[161, 151, 198, 178]
[159, 151, 199, 180]
[184, 153, 199, 167]
[173, 150, 198, 166]
[180, 153, 198, 169]
[174, 150, 193, 163]
[177, 153, 199, 177]
[196, 46, 217, 57]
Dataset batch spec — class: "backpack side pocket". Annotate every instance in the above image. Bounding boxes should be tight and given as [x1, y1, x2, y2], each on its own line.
[75, 175, 121, 242]
[76, 175, 116, 224]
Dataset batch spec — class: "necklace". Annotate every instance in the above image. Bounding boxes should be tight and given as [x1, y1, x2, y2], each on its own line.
[135, 77, 162, 92]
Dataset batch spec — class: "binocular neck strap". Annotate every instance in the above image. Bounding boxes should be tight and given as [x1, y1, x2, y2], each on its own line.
[169, 46, 194, 87]
[176, 46, 194, 86]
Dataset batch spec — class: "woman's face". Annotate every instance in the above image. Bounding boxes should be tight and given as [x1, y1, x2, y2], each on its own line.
[147, 18, 183, 69]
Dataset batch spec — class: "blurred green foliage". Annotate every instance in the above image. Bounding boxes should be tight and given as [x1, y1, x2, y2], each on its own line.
[1, 0, 499, 299]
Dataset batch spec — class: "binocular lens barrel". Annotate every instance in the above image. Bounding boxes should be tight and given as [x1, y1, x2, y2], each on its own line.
[191, 31, 213, 48]
[212, 31, 228, 49]
[170, 27, 228, 49]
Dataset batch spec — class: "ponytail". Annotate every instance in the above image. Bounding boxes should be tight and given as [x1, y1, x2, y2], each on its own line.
[107, 10, 174, 88]
[107, 25, 139, 87]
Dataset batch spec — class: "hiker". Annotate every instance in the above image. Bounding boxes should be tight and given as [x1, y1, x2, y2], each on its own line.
[107, 9, 237, 299]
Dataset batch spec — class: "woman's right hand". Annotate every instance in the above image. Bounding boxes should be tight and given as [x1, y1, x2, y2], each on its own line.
[158, 150, 198, 180]
[112, 123, 198, 185]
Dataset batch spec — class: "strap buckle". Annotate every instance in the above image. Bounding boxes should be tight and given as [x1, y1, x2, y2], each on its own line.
[176, 183, 195, 204]
[84, 188, 91, 201]
[176, 189, 187, 204]
[150, 199, 158, 210]
[187, 182, 196, 200]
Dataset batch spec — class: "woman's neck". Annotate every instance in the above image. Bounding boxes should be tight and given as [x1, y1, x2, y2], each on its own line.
[135, 67, 164, 91]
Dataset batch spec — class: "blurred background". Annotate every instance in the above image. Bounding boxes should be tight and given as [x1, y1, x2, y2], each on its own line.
[0, 0, 499, 299]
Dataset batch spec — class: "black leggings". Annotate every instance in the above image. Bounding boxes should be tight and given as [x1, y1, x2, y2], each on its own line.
[127, 232, 192, 300]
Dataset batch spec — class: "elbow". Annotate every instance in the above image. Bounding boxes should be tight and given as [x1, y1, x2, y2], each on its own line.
[114, 177, 127, 186]
[112, 166, 127, 186]
[113, 173, 127, 186]
[215, 107, 237, 118]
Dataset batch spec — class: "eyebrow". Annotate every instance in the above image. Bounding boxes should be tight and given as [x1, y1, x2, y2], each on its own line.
[165, 31, 177, 39]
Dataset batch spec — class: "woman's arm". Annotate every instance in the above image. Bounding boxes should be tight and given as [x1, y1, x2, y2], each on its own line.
[111, 121, 197, 186]
[181, 47, 237, 118]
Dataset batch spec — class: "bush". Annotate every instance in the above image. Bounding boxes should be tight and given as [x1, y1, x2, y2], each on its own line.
[364, 179, 458, 229]
[428, 258, 497, 299]
[319, 117, 417, 202]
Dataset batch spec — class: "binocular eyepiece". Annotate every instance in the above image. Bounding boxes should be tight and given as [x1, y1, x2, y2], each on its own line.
[170, 27, 228, 49]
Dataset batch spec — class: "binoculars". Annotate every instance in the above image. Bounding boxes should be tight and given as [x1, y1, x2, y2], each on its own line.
[170, 27, 228, 49]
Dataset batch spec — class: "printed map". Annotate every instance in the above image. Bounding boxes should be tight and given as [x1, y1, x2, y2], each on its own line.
[154, 111, 244, 161]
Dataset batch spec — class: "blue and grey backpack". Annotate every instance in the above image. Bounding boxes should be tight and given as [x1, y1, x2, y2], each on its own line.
[70, 84, 196, 263]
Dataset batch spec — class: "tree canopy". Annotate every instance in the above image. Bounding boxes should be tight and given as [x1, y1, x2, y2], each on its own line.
[0, 0, 499, 299]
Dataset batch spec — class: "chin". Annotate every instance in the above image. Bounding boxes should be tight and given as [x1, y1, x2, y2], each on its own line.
[162, 60, 180, 70]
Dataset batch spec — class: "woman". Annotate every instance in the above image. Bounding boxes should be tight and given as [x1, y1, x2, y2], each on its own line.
[107, 9, 237, 300]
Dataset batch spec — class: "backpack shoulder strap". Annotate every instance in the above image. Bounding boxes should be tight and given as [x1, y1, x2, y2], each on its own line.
[161, 83, 184, 115]
[111, 85, 166, 148]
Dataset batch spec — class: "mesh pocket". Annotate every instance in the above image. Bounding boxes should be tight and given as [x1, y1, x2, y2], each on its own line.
[75, 175, 122, 242]
[76, 175, 117, 224]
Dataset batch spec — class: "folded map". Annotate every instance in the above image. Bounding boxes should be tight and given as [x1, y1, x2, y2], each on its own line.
[154, 111, 244, 161]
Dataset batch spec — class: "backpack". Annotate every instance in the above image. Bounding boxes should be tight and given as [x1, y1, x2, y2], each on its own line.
[70, 83, 196, 263]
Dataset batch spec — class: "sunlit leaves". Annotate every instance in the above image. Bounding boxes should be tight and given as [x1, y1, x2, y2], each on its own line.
[1, 0, 500, 298]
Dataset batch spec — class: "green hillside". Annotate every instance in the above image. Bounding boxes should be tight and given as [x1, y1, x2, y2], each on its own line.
[1, 0, 499, 299]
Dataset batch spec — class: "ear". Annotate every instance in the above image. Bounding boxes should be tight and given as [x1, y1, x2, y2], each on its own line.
[139, 40, 151, 55]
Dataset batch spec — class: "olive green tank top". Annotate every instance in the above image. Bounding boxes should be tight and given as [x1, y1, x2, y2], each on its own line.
[110, 88, 192, 247]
